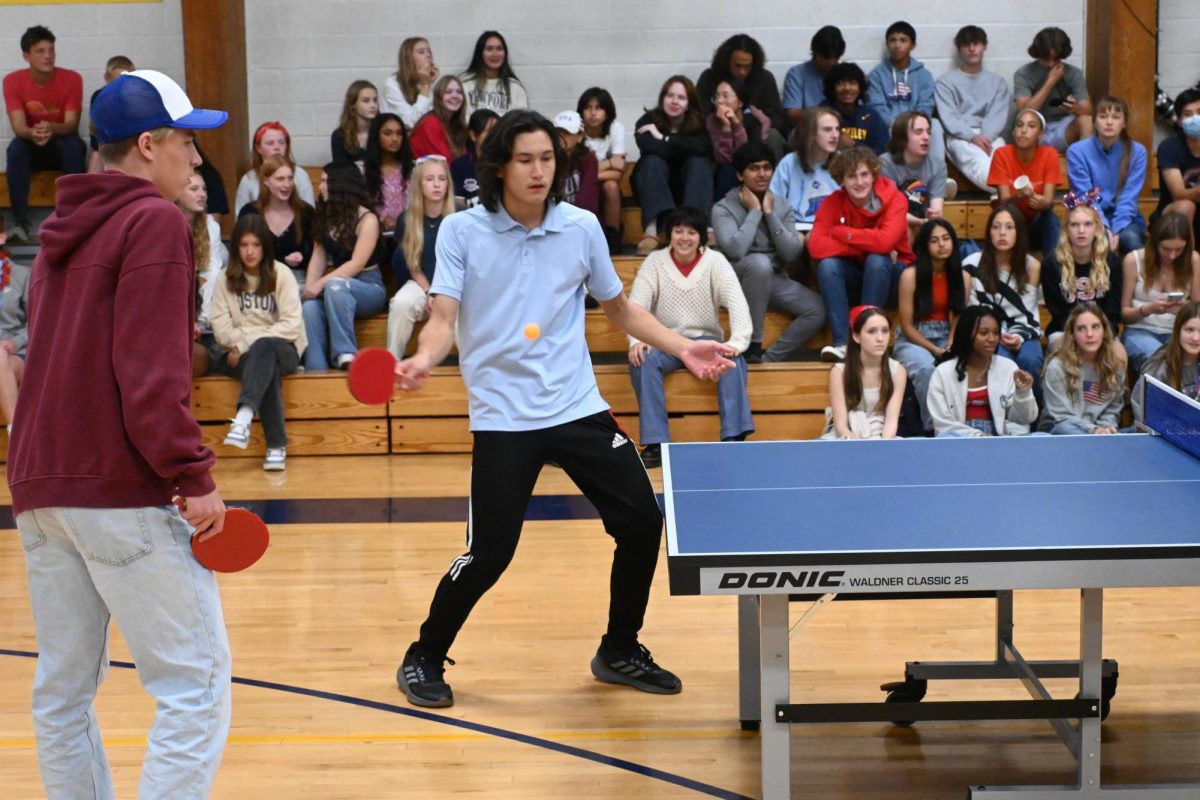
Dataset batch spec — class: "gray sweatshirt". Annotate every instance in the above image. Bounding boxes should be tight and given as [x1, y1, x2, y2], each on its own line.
[711, 186, 803, 267]
[1043, 359, 1125, 431]
[0, 263, 30, 355]
[935, 68, 1012, 142]
[1131, 354, 1199, 424]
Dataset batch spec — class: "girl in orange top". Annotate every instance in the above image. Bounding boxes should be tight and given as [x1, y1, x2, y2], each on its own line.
[988, 108, 1063, 255]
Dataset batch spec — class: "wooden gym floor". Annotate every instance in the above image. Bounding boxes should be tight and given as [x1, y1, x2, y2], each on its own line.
[1, 454, 1198, 799]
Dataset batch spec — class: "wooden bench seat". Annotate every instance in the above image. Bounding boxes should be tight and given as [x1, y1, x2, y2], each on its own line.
[388, 362, 830, 453]
[0, 171, 62, 209]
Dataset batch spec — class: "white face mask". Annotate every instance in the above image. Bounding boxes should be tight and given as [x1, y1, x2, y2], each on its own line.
[1182, 116, 1200, 138]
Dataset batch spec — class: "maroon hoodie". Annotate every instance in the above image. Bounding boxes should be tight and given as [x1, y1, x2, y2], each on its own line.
[7, 172, 216, 515]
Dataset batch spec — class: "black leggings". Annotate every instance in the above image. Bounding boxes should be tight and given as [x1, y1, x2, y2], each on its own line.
[417, 411, 663, 656]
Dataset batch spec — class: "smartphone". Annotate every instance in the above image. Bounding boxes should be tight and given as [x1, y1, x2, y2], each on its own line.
[1167, 291, 1186, 302]
[1047, 97, 1065, 107]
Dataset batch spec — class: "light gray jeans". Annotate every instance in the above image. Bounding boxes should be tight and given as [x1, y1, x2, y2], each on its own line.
[17, 505, 231, 800]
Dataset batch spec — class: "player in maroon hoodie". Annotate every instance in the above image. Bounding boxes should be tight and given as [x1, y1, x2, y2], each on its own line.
[809, 146, 915, 361]
[7, 70, 232, 798]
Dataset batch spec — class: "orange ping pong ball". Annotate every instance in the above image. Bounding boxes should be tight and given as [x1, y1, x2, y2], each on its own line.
[524, 323, 541, 340]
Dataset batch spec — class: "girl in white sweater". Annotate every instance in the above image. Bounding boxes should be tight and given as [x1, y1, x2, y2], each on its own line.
[928, 305, 1038, 436]
[627, 206, 753, 466]
[212, 214, 307, 470]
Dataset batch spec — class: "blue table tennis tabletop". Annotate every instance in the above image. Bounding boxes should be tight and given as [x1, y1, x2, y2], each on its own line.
[664, 434, 1200, 582]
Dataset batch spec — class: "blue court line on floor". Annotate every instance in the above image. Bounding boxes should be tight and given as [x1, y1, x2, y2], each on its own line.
[0, 493, 640, 529]
[0, 648, 750, 799]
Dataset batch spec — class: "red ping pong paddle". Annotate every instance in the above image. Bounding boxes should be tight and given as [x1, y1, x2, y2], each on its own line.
[174, 497, 270, 573]
[347, 347, 399, 405]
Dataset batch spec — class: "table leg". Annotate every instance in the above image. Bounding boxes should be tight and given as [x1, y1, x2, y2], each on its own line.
[739, 595, 761, 729]
[760, 593, 791, 800]
[1077, 588, 1103, 792]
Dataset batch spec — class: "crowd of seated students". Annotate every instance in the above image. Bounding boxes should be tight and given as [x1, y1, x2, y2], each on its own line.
[15, 21, 1195, 461]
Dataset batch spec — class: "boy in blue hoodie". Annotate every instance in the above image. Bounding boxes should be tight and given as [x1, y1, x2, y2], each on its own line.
[866, 21, 945, 171]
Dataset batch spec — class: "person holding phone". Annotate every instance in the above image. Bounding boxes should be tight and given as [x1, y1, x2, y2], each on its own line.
[1121, 211, 1200, 371]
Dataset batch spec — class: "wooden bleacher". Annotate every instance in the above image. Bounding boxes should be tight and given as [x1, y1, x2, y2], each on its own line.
[0, 151, 1166, 462]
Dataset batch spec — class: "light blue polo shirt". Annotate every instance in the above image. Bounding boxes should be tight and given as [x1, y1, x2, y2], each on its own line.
[430, 201, 624, 431]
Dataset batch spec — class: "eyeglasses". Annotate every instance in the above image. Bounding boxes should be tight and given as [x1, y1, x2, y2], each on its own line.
[415, 154, 448, 164]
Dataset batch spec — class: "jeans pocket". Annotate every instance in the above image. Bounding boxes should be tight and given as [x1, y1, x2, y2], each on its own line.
[64, 507, 154, 566]
[16, 513, 46, 552]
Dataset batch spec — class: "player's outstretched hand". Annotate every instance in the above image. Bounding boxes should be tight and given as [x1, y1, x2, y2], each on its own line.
[395, 353, 431, 391]
[681, 339, 737, 382]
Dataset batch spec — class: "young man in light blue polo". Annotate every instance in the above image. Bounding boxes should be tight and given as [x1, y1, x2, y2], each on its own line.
[393, 109, 736, 708]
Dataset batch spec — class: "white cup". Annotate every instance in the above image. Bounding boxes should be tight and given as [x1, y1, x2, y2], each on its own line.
[1013, 175, 1032, 192]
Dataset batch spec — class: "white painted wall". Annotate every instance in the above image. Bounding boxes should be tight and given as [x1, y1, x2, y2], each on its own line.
[5, 1, 1194, 173]
[245, 0, 1090, 166]
[0, 0, 184, 170]
[1159, 0, 1200, 100]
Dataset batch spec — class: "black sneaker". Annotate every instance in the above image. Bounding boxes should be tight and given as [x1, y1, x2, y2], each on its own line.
[639, 444, 661, 468]
[397, 644, 455, 707]
[590, 641, 682, 694]
[743, 342, 764, 364]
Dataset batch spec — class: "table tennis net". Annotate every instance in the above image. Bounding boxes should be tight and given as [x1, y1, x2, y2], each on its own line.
[1143, 376, 1200, 461]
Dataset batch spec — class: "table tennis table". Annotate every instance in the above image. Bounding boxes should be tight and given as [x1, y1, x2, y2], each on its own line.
[663, 377, 1200, 799]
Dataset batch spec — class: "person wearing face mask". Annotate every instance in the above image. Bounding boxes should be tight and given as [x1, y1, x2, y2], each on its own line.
[1154, 88, 1200, 244]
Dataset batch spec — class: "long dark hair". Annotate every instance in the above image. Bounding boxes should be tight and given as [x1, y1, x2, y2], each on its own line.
[977, 203, 1032, 293]
[576, 86, 616, 138]
[463, 30, 520, 97]
[912, 219, 966, 320]
[646, 75, 704, 135]
[431, 75, 468, 157]
[226, 214, 278, 296]
[938, 305, 1003, 381]
[793, 106, 838, 173]
[477, 110, 568, 213]
[843, 307, 894, 413]
[316, 161, 373, 245]
[1147, 301, 1200, 390]
[364, 113, 414, 206]
[709, 33, 766, 79]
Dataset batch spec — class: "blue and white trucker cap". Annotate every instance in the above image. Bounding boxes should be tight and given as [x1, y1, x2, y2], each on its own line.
[91, 69, 228, 144]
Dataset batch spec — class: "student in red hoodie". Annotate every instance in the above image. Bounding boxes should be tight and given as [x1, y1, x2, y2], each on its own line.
[6, 70, 232, 798]
[809, 146, 914, 360]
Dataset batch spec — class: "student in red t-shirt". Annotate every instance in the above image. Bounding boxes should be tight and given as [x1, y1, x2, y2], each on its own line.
[987, 107, 1062, 256]
[3, 26, 86, 242]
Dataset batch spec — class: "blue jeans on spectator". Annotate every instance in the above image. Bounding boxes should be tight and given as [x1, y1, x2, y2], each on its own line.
[17, 505, 231, 800]
[816, 254, 899, 346]
[1027, 210, 1060, 257]
[892, 319, 950, 431]
[1049, 419, 1096, 435]
[996, 335, 1045, 402]
[629, 337, 753, 444]
[1122, 326, 1169, 374]
[302, 268, 387, 370]
[6, 134, 87, 223]
[1114, 217, 1147, 256]
[632, 153, 713, 228]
